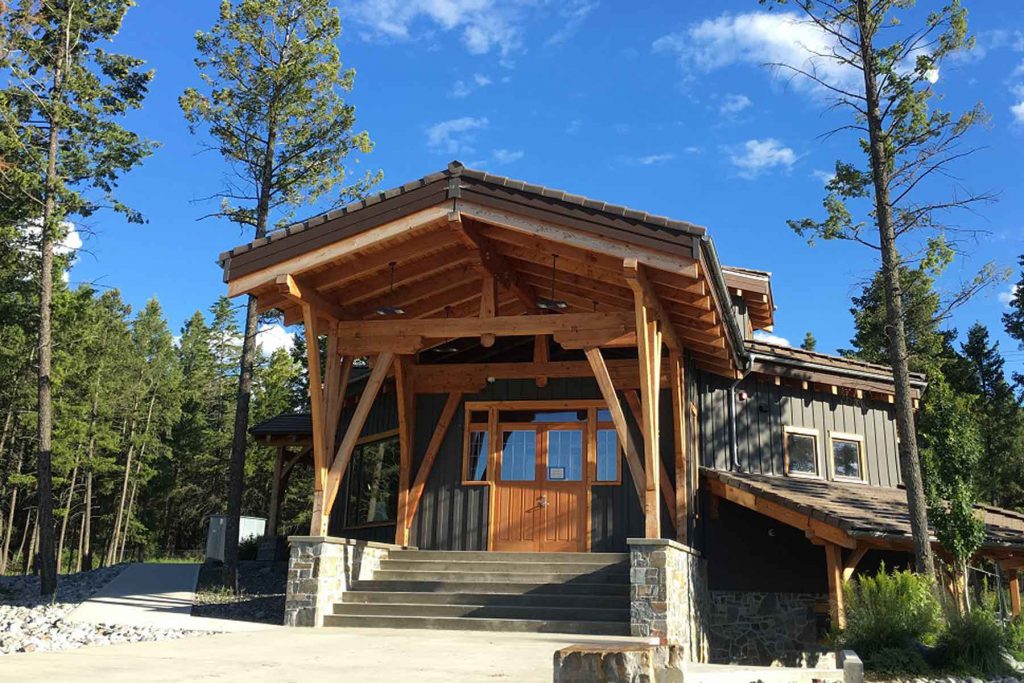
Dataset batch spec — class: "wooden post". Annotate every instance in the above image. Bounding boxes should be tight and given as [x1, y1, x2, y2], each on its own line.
[394, 356, 415, 545]
[825, 542, 847, 630]
[266, 447, 285, 539]
[670, 352, 687, 544]
[534, 335, 549, 388]
[631, 278, 661, 539]
[302, 306, 330, 536]
[1009, 569, 1021, 618]
[480, 275, 497, 348]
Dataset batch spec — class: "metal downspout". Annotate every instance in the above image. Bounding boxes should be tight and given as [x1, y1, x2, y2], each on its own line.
[728, 353, 756, 473]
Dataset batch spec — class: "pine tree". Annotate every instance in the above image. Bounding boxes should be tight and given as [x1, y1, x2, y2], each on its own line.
[1004, 256, 1024, 396]
[0, 0, 155, 595]
[181, 0, 378, 588]
[800, 332, 817, 352]
[960, 323, 1023, 508]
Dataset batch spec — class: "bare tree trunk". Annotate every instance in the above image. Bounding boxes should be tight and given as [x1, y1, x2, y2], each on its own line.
[56, 459, 79, 574]
[24, 511, 39, 575]
[107, 414, 140, 566]
[75, 501, 85, 573]
[112, 394, 154, 564]
[0, 446, 23, 574]
[16, 509, 33, 574]
[854, 0, 935, 578]
[118, 466, 141, 564]
[82, 468, 93, 571]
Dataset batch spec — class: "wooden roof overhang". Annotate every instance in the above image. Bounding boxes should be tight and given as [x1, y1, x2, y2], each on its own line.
[746, 340, 927, 403]
[219, 162, 751, 378]
[723, 266, 774, 331]
[703, 468, 1024, 556]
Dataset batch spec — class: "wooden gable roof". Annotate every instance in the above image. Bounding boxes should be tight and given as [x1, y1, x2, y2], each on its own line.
[219, 161, 752, 378]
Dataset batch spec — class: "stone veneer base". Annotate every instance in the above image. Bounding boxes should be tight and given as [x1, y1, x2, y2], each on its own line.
[284, 536, 409, 627]
[628, 538, 710, 662]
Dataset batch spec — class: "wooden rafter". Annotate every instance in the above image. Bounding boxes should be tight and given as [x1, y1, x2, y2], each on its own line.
[624, 258, 685, 356]
[411, 358, 668, 393]
[337, 254, 476, 305]
[843, 545, 868, 583]
[277, 273, 349, 323]
[406, 392, 463, 531]
[449, 213, 538, 311]
[583, 348, 645, 503]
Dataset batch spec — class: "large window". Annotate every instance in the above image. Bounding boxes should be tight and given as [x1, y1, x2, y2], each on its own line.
[830, 432, 865, 481]
[462, 401, 620, 486]
[345, 436, 400, 527]
[784, 426, 819, 478]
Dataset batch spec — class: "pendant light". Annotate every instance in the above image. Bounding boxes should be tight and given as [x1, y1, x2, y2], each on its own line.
[536, 254, 568, 311]
[429, 306, 460, 353]
[375, 261, 405, 316]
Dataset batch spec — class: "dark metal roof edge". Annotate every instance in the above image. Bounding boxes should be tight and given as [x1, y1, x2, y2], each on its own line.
[748, 347, 929, 390]
[697, 236, 749, 370]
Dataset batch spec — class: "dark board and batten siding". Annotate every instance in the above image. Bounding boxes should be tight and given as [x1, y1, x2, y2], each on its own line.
[696, 370, 901, 488]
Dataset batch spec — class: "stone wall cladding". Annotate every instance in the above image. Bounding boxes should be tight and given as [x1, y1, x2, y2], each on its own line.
[708, 590, 825, 665]
[284, 536, 399, 627]
[628, 538, 710, 663]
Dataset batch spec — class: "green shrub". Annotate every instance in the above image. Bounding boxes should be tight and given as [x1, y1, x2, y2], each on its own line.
[237, 535, 262, 561]
[862, 646, 930, 677]
[935, 605, 1010, 676]
[842, 564, 942, 654]
[1004, 617, 1024, 660]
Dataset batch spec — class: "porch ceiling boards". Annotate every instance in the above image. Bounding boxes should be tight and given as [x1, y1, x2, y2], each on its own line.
[218, 161, 746, 378]
[703, 467, 1024, 554]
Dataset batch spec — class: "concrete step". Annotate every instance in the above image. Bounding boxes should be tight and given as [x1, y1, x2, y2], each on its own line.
[333, 602, 629, 621]
[378, 559, 627, 574]
[322, 614, 631, 635]
[388, 550, 628, 564]
[351, 579, 629, 596]
[371, 569, 628, 584]
[341, 590, 628, 609]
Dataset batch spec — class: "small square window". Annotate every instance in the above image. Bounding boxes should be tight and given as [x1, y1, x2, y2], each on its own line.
[784, 429, 818, 477]
[831, 436, 864, 480]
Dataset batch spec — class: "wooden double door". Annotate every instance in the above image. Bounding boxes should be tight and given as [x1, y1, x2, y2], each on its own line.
[491, 422, 587, 552]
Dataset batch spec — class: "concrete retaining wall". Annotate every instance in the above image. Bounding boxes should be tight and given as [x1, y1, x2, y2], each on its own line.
[284, 536, 403, 627]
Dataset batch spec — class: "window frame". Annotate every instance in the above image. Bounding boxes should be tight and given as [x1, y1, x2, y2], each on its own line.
[341, 432, 401, 530]
[783, 425, 821, 479]
[461, 400, 622, 487]
[828, 431, 867, 483]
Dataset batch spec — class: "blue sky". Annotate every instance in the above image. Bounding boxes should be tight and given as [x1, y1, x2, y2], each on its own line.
[66, 0, 1024, 374]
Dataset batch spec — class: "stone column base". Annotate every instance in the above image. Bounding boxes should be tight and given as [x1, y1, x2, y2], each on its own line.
[284, 536, 408, 627]
[628, 538, 710, 662]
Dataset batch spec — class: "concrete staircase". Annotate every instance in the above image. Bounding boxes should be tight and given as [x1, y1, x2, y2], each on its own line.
[326, 550, 631, 635]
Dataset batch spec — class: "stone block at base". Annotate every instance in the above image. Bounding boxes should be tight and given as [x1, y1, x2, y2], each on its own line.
[628, 538, 709, 662]
[283, 536, 407, 627]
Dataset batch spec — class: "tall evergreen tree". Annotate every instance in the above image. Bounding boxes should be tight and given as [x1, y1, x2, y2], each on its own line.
[961, 323, 1023, 508]
[1004, 256, 1024, 396]
[180, 0, 379, 590]
[765, 0, 1004, 577]
[0, 0, 155, 594]
[800, 332, 817, 352]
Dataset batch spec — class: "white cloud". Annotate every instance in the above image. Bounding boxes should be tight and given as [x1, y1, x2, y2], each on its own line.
[473, 73, 492, 86]
[754, 330, 791, 347]
[546, 0, 598, 46]
[999, 284, 1020, 307]
[449, 80, 471, 98]
[450, 73, 493, 98]
[346, 0, 523, 56]
[719, 93, 752, 115]
[628, 153, 676, 166]
[257, 324, 295, 355]
[1012, 81, 1024, 124]
[811, 169, 835, 185]
[566, 119, 582, 135]
[728, 138, 797, 178]
[653, 11, 859, 95]
[21, 220, 82, 255]
[425, 116, 489, 154]
[491, 148, 524, 164]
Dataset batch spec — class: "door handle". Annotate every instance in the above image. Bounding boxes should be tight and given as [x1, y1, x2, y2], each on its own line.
[537, 495, 549, 508]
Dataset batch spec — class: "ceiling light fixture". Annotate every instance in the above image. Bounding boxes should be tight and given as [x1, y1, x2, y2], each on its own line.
[375, 261, 405, 316]
[536, 254, 568, 311]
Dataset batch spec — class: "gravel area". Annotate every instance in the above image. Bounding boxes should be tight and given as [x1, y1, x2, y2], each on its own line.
[0, 566, 203, 655]
[192, 560, 286, 625]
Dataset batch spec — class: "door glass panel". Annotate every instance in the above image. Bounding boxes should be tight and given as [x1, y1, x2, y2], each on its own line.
[547, 430, 583, 481]
[499, 410, 587, 423]
[596, 429, 619, 482]
[596, 409, 612, 421]
[466, 430, 489, 481]
[500, 430, 536, 481]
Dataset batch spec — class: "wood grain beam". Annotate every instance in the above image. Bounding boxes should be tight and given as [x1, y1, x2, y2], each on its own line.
[584, 348, 645, 503]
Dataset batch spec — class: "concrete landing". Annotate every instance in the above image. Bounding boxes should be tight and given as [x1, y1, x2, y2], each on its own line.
[66, 562, 276, 632]
[2, 627, 650, 682]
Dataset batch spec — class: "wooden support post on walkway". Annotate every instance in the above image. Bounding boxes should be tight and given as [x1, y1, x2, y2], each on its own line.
[394, 356, 415, 545]
[624, 391, 676, 531]
[825, 542, 846, 630]
[266, 447, 285, 539]
[669, 352, 688, 544]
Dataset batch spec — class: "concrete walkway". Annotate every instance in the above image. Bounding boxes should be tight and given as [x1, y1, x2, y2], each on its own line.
[1, 627, 649, 682]
[66, 563, 275, 632]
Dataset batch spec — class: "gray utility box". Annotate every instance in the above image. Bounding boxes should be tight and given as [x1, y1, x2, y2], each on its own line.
[205, 515, 267, 562]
